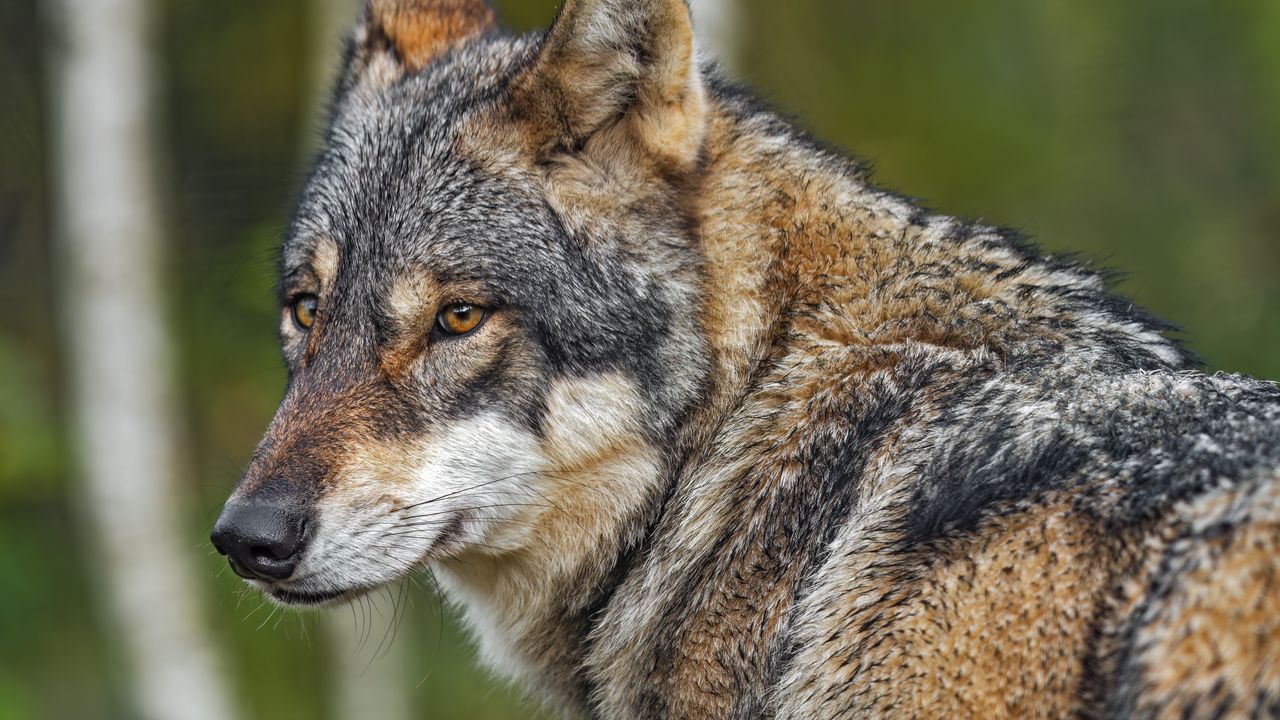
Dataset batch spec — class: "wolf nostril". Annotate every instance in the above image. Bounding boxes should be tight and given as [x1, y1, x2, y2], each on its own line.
[250, 532, 303, 563]
[210, 501, 309, 582]
[211, 535, 230, 557]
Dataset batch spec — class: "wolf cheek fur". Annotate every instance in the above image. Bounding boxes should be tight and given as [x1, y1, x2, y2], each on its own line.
[209, 0, 1280, 717]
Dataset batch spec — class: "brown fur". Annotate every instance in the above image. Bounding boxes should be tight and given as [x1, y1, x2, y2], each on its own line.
[1118, 477, 1280, 719]
[796, 496, 1127, 716]
[368, 0, 495, 72]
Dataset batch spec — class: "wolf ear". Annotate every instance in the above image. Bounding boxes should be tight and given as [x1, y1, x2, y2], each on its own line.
[349, 0, 496, 76]
[513, 0, 706, 170]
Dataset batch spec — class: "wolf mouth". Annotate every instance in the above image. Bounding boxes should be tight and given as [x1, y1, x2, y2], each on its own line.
[266, 585, 356, 607]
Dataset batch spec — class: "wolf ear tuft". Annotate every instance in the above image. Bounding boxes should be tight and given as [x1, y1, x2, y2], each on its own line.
[350, 0, 496, 77]
[513, 0, 706, 171]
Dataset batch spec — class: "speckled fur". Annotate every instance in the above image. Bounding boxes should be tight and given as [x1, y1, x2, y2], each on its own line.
[219, 1, 1280, 717]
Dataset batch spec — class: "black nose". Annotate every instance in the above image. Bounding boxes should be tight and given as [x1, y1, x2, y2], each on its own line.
[210, 501, 308, 582]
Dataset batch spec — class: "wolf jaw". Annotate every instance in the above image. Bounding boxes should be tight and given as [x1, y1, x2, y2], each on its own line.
[211, 0, 1280, 717]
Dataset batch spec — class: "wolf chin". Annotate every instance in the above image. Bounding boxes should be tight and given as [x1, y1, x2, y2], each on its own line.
[210, 0, 1280, 717]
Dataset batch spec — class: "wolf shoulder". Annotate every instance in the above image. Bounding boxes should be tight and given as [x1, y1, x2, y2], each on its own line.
[897, 362, 1280, 547]
[773, 363, 1280, 717]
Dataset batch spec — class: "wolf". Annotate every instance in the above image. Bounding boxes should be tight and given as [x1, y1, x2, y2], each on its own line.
[210, 0, 1280, 717]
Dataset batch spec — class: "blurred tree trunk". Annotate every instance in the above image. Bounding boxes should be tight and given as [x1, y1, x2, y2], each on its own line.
[48, 0, 238, 719]
[691, 0, 741, 69]
[305, 1, 416, 718]
[302, 0, 352, 156]
[327, 597, 414, 720]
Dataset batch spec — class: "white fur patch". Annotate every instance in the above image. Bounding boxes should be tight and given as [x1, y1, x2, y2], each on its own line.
[435, 373, 660, 689]
[279, 412, 545, 600]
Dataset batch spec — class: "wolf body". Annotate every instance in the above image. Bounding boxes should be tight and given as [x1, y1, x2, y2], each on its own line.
[211, 0, 1280, 717]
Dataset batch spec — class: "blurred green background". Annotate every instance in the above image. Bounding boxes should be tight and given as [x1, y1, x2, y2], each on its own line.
[0, 0, 1277, 718]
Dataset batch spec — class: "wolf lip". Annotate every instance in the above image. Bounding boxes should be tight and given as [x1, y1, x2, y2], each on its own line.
[267, 585, 351, 606]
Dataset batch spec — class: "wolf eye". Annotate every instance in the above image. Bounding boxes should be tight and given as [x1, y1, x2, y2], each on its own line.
[291, 295, 319, 331]
[436, 303, 487, 336]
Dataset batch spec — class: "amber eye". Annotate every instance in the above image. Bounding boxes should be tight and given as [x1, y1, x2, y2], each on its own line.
[436, 303, 487, 337]
[291, 294, 318, 331]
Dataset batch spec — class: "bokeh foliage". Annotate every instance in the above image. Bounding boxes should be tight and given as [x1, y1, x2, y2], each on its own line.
[0, 0, 1276, 717]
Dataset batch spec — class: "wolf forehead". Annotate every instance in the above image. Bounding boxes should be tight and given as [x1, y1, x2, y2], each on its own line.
[282, 38, 550, 281]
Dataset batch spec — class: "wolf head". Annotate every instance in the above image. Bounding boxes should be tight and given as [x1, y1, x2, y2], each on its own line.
[211, 0, 712, 606]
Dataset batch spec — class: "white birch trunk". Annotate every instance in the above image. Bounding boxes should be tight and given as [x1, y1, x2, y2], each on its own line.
[48, 0, 238, 718]
[691, 0, 741, 68]
[327, 597, 414, 720]
[302, 0, 354, 156]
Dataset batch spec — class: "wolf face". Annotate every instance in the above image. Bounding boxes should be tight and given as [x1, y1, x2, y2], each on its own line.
[211, 0, 709, 608]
